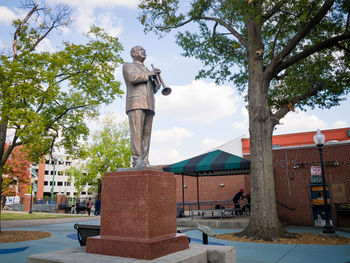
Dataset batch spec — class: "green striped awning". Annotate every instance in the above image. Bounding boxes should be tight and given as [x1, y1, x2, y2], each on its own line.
[162, 150, 250, 176]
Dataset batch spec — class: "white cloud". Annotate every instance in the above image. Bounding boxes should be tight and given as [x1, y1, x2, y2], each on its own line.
[157, 80, 238, 124]
[86, 112, 127, 133]
[150, 148, 182, 165]
[200, 138, 225, 151]
[97, 14, 123, 36]
[36, 38, 56, 53]
[232, 107, 249, 132]
[274, 111, 329, 135]
[73, 7, 123, 36]
[0, 6, 16, 24]
[150, 126, 194, 164]
[75, 7, 95, 35]
[232, 108, 349, 136]
[331, 120, 348, 128]
[152, 126, 194, 147]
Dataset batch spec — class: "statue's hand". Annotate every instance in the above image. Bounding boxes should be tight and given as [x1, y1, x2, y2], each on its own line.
[148, 68, 161, 76]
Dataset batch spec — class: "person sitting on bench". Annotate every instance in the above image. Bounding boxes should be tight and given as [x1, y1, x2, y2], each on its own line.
[232, 189, 244, 215]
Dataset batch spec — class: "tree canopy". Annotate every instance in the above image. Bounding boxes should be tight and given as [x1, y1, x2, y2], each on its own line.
[138, 0, 350, 240]
[68, 119, 131, 195]
[0, 1, 124, 231]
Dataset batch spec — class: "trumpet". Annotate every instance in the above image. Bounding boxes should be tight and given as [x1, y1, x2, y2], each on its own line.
[151, 64, 172, 96]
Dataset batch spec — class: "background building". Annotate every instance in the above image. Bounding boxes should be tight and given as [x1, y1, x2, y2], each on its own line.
[173, 127, 350, 227]
[36, 154, 91, 200]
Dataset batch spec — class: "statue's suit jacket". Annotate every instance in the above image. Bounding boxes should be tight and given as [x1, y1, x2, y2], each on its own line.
[122, 61, 157, 114]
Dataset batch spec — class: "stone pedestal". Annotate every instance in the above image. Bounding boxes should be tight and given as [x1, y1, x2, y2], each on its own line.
[86, 169, 189, 260]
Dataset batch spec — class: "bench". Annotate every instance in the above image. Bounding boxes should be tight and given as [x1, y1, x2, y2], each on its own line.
[191, 209, 225, 219]
[74, 224, 100, 246]
[190, 207, 246, 219]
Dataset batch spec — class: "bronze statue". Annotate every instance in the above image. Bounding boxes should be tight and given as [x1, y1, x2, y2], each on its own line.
[123, 46, 170, 167]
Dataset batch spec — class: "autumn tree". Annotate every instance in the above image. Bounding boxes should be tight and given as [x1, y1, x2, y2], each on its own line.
[68, 119, 131, 195]
[138, 0, 350, 239]
[0, 1, 124, 231]
[2, 144, 31, 198]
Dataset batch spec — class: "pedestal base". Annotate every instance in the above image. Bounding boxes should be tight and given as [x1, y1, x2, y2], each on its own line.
[87, 233, 189, 260]
[86, 169, 189, 260]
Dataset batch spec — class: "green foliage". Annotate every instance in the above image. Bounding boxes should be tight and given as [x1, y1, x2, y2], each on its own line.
[138, 0, 350, 112]
[67, 119, 131, 195]
[0, 3, 124, 168]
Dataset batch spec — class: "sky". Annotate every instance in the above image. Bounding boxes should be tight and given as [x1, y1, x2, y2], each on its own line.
[0, 0, 349, 165]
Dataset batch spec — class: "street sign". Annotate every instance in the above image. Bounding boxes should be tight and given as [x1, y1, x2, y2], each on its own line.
[310, 166, 321, 175]
[311, 175, 323, 183]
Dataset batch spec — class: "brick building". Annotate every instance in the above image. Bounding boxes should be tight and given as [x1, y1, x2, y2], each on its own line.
[172, 127, 350, 227]
[272, 141, 350, 226]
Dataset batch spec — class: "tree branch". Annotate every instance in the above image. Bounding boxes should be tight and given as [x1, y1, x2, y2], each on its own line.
[273, 83, 323, 125]
[201, 16, 247, 48]
[262, 2, 283, 21]
[12, 4, 39, 60]
[273, 32, 350, 75]
[156, 15, 247, 48]
[266, 0, 335, 76]
[45, 104, 89, 132]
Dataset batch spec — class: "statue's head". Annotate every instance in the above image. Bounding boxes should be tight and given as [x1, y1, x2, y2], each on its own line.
[131, 46, 146, 62]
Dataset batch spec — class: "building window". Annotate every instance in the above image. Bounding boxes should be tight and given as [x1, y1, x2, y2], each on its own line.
[64, 182, 71, 186]
[81, 191, 86, 195]
[45, 170, 49, 175]
[58, 171, 63, 176]
[57, 182, 63, 186]
[45, 160, 50, 164]
[44, 181, 48, 186]
[50, 171, 56, 175]
[65, 162, 71, 166]
[49, 181, 55, 186]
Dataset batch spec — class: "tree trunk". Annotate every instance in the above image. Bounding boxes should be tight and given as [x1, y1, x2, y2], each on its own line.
[0, 165, 4, 233]
[0, 119, 8, 234]
[237, 18, 288, 240]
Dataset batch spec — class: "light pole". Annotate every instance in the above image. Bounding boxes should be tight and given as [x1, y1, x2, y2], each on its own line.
[29, 177, 34, 214]
[313, 129, 335, 234]
[29, 164, 37, 214]
[50, 157, 57, 203]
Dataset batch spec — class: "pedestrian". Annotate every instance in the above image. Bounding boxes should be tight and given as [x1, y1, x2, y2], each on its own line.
[94, 196, 101, 216]
[232, 189, 244, 215]
[241, 193, 251, 215]
[86, 198, 92, 216]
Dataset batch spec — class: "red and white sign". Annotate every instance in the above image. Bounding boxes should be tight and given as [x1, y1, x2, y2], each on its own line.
[310, 166, 321, 175]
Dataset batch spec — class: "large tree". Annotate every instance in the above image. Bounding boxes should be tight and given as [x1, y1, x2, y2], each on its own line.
[67, 119, 131, 195]
[0, 1, 124, 231]
[138, 0, 350, 239]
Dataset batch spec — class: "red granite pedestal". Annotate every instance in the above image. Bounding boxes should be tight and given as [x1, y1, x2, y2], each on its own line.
[86, 169, 189, 260]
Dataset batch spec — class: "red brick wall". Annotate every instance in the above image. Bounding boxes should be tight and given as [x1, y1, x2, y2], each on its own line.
[175, 174, 246, 203]
[172, 142, 350, 226]
[273, 142, 350, 226]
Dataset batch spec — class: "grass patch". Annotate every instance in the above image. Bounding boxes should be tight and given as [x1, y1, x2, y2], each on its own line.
[0, 212, 86, 220]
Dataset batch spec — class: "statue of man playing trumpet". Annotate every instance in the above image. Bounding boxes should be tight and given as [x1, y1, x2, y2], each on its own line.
[122, 46, 171, 167]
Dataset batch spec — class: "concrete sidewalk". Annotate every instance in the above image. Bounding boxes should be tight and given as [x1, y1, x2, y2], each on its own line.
[1, 217, 350, 263]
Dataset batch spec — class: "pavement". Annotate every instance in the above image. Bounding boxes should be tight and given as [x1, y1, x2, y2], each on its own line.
[1, 215, 350, 263]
